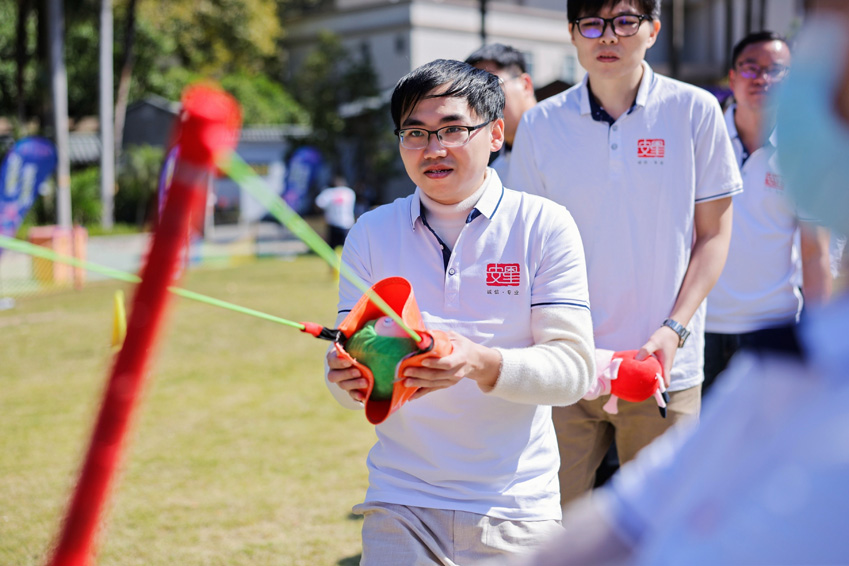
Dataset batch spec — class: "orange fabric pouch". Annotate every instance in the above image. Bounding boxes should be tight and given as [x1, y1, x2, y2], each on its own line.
[334, 277, 452, 424]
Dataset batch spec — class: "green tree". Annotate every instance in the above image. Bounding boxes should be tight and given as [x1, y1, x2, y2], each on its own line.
[290, 31, 398, 194]
[115, 144, 162, 226]
[292, 31, 348, 158]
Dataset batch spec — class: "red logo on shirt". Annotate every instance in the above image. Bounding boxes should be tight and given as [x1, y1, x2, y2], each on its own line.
[637, 139, 665, 158]
[486, 263, 520, 286]
[765, 172, 784, 190]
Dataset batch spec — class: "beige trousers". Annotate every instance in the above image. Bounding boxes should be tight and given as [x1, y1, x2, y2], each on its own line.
[553, 385, 702, 506]
[354, 502, 563, 566]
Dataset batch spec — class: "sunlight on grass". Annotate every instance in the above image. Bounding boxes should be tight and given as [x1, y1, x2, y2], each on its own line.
[1, 255, 375, 566]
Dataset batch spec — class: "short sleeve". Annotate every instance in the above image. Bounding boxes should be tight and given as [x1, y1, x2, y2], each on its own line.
[693, 95, 743, 203]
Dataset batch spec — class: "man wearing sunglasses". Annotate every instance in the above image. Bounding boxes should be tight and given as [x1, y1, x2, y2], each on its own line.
[507, 0, 742, 507]
[703, 32, 832, 397]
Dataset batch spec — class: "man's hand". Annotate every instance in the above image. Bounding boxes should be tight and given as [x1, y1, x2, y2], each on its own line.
[401, 331, 502, 400]
[326, 348, 368, 403]
[635, 325, 680, 387]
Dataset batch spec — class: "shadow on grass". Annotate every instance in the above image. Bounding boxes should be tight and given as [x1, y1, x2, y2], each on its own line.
[340, 513, 363, 565]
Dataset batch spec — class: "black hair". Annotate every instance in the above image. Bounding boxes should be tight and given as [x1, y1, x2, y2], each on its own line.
[390, 59, 505, 130]
[566, 0, 660, 22]
[465, 43, 528, 75]
[730, 31, 789, 69]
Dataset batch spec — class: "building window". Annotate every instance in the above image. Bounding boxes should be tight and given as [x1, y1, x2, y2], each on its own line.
[395, 34, 406, 55]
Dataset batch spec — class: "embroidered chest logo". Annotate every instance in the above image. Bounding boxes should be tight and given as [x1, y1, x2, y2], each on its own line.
[637, 139, 665, 158]
[486, 263, 520, 286]
[765, 172, 784, 191]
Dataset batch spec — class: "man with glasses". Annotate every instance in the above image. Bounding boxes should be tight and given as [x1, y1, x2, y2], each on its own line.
[702, 31, 832, 397]
[507, 0, 742, 507]
[325, 59, 595, 565]
[465, 43, 538, 180]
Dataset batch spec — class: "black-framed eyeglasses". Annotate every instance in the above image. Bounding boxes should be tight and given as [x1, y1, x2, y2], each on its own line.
[571, 14, 652, 39]
[735, 62, 789, 82]
[394, 122, 491, 150]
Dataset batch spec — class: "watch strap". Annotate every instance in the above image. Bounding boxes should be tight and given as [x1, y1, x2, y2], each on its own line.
[662, 318, 690, 348]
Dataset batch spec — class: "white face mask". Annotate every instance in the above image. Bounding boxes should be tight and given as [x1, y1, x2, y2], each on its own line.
[777, 15, 849, 237]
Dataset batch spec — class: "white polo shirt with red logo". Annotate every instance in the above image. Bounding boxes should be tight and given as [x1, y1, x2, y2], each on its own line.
[705, 105, 805, 334]
[508, 62, 742, 391]
[337, 170, 589, 521]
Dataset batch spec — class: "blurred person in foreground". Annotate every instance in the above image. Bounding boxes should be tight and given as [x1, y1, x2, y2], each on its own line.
[465, 43, 537, 180]
[325, 59, 595, 565]
[702, 31, 832, 397]
[485, 2, 849, 563]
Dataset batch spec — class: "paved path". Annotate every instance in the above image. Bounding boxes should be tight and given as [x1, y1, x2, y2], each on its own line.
[0, 223, 309, 292]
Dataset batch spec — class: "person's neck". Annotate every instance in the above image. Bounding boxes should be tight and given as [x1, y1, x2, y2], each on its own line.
[419, 178, 487, 218]
[587, 64, 644, 120]
[734, 105, 774, 154]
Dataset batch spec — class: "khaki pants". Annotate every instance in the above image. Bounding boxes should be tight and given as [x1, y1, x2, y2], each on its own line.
[354, 502, 563, 566]
[553, 385, 701, 506]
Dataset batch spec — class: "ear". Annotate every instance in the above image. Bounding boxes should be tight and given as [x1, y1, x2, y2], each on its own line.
[646, 19, 661, 48]
[489, 118, 505, 152]
[519, 73, 535, 98]
[569, 23, 578, 46]
[728, 69, 738, 93]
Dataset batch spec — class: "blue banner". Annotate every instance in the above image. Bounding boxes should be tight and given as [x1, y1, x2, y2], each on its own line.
[282, 146, 323, 215]
[0, 137, 58, 239]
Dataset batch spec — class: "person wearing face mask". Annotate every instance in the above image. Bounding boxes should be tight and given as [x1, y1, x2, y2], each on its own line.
[702, 31, 833, 397]
[482, 3, 849, 564]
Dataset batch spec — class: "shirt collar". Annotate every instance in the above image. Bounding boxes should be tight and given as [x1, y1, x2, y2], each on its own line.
[407, 168, 504, 230]
[724, 103, 779, 163]
[579, 60, 653, 118]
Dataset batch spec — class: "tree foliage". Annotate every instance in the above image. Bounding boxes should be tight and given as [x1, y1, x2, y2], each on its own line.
[0, 0, 306, 128]
[290, 31, 398, 193]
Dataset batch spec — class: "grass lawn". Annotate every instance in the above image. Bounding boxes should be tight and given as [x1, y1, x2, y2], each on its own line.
[1, 255, 376, 565]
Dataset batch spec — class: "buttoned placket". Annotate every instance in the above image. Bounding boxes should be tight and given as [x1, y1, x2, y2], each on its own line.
[608, 120, 625, 180]
[419, 209, 478, 312]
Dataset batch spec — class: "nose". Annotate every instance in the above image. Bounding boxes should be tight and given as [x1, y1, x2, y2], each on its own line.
[600, 21, 618, 43]
[423, 131, 446, 157]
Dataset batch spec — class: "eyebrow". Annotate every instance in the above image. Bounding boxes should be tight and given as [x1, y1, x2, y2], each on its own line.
[401, 113, 468, 127]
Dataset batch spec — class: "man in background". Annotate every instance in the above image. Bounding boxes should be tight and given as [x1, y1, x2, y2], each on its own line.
[703, 31, 832, 396]
[508, 0, 742, 506]
[465, 43, 537, 180]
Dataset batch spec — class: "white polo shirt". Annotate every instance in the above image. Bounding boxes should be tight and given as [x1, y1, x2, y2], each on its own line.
[706, 106, 804, 334]
[337, 170, 589, 521]
[508, 62, 742, 391]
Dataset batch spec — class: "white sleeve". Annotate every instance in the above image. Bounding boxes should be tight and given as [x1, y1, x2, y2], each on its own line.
[487, 305, 595, 406]
[692, 94, 744, 202]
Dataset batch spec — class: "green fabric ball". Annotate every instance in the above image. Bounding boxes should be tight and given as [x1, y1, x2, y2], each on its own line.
[345, 320, 418, 401]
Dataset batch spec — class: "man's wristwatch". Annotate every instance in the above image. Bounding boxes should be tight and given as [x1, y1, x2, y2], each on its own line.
[662, 318, 690, 348]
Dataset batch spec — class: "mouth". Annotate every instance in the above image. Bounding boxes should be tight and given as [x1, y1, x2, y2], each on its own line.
[424, 166, 453, 179]
[597, 53, 619, 63]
